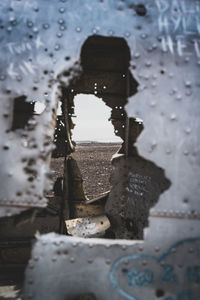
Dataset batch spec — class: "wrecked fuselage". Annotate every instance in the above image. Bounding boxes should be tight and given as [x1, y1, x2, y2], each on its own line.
[0, 0, 200, 299]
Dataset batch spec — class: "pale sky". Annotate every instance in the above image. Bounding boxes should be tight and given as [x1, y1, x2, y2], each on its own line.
[34, 94, 121, 142]
[72, 94, 121, 142]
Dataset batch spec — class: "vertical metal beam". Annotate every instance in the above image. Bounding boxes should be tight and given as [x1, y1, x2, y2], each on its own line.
[125, 70, 130, 158]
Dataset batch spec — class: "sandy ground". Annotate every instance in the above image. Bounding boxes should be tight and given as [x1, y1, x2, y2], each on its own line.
[50, 143, 120, 199]
[72, 143, 120, 200]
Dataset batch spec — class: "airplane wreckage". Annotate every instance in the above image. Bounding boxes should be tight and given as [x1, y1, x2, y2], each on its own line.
[0, 0, 200, 299]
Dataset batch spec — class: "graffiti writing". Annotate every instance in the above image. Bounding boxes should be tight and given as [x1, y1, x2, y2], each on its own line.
[186, 266, 200, 283]
[161, 264, 177, 283]
[126, 173, 151, 197]
[160, 36, 200, 57]
[110, 238, 200, 300]
[164, 290, 192, 300]
[155, 0, 200, 57]
[124, 268, 154, 287]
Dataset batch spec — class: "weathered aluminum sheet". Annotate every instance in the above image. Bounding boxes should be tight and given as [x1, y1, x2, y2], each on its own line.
[24, 232, 200, 299]
[0, 0, 199, 218]
[65, 215, 110, 238]
[0, 0, 199, 298]
[0, 0, 199, 220]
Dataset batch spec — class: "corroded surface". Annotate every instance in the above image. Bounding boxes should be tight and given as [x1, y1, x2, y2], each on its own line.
[0, 0, 199, 298]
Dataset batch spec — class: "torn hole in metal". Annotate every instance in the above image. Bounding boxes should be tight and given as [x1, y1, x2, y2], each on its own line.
[0, 1, 199, 299]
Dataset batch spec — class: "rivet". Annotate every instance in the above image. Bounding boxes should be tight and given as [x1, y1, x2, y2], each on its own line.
[27, 21, 33, 28]
[176, 94, 182, 101]
[185, 89, 192, 96]
[125, 32, 130, 37]
[171, 247, 176, 253]
[150, 101, 156, 107]
[0, 74, 6, 81]
[43, 23, 49, 29]
[108, 30, 114, 36]
[151, 82, 157, 88]
[141, 33, 147, 39]
[106, 259, 111, 265]
[29, 263, 34, 269]
[27, 279, 33, 285]
[59, 7, 65, 13]
[60, 25, 66, 31]
[33, 27, 38, 33]
[53, 241, 59, 246]
[185, 127, 191, 134]
[152, 43, 157, 49]
[88, 259, 93, 264]
[145, 61, 152, 67]
[33, 256, 39, 261]
[121, 245, 127, 250]
[166, 148, 172, 155]
[142, 260, 147, 266]
[150, 141, 157, 151]
[138, 245, 143, 252]
[16, 75, 23, 81]
[57, 32, 63, 38]
[58, 19, 64, 24]
[147, 46, 153, 52]
[170, 113, 177, 121]
[76, 27, 81, 32]
[10, 18, 17, 26]
[185, 80, 191, 87]
[92, 28, 99, 34]
[70, 257, 75, 263]
[55, 44, 60, 51]
[134, 52, 140, 58]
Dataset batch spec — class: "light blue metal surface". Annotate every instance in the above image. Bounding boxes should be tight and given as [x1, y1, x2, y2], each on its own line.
[0, 0, 199, 298]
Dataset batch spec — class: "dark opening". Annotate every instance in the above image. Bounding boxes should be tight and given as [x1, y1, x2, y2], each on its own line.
[11, 96, 34, 130]
[49, 35, 170, 240]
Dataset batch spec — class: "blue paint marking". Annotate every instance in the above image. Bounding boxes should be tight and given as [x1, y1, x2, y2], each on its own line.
[186, 266, 200, 283]
[110, 237, 200, 300]
[125, 267, 154, 287]
[163, 289, 193, 300]
[110, 253, 156, 300]
[161, 264, 177, 283]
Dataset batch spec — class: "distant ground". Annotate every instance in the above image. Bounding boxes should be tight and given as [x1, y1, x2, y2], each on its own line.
[72, 142, 120, 200]
[50, 142, 121, 199]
